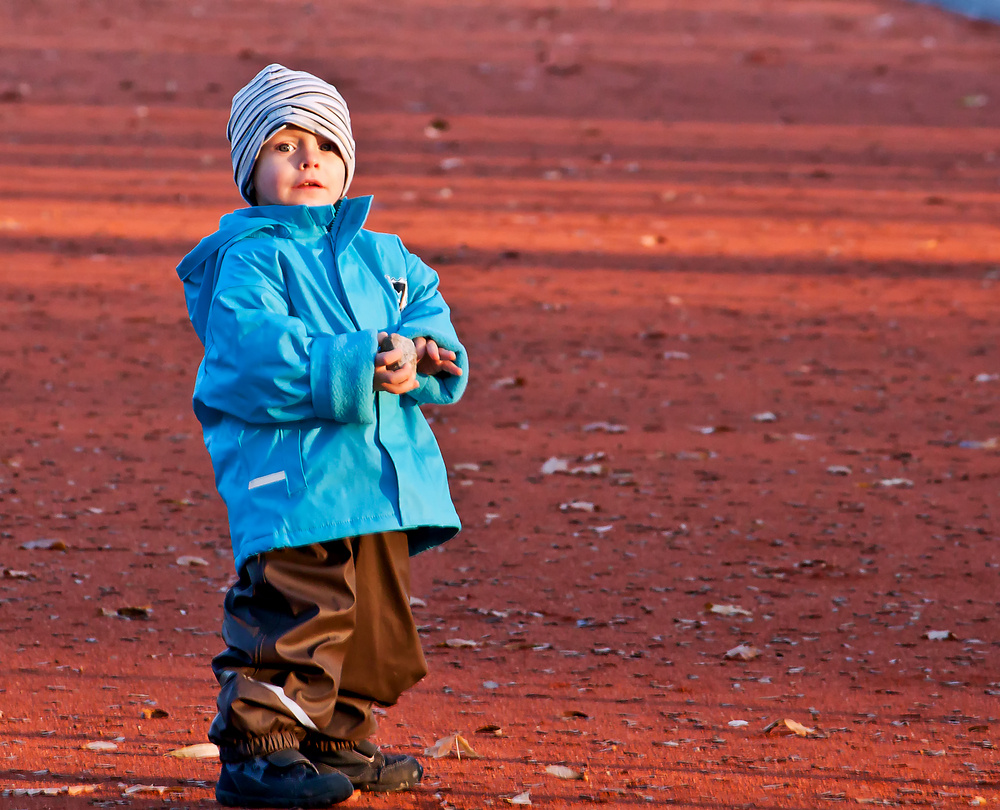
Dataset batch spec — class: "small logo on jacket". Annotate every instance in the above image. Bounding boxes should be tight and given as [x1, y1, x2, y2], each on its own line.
[386, 276, 408, 311]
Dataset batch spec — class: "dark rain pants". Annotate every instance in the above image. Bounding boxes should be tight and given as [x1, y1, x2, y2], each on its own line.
[207, 531, 428, 761]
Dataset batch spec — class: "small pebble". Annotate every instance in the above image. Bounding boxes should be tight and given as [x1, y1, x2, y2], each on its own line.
[379, 333, 417, 370]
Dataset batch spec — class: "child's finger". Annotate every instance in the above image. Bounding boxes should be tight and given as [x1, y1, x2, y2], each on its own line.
[376, 348, 404, 369]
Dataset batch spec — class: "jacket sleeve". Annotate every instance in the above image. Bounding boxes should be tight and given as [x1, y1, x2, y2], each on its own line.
[194, 241, 378, 425]
[391, 237, 470, 406]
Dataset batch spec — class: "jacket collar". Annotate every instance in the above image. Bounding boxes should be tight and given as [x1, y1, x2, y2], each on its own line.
[230, 196, 372, 250]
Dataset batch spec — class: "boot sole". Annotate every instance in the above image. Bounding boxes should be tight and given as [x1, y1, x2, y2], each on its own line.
[216, 785, 353, 807]
[359, 778, 416, 793]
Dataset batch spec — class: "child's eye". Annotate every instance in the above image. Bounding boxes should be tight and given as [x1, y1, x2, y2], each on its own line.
[320, 142, 336, 152]
[275, 143, 294, 153]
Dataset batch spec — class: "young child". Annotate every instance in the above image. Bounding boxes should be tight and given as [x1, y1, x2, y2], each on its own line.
[176, 64, 468, 808]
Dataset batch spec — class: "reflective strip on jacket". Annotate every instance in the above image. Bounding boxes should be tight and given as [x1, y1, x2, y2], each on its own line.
[176, 196, 468, 571]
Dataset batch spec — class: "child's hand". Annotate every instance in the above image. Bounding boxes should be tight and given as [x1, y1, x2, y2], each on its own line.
[414, 337, 463, 377]
[374, 332, 419, 394]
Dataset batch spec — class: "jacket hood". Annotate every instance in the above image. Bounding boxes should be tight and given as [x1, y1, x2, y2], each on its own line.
[176, 196, 373, 343]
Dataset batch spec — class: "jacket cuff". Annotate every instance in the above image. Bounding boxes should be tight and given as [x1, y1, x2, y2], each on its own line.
[397, 327, 469, 406]
[310, 331, 377, 423]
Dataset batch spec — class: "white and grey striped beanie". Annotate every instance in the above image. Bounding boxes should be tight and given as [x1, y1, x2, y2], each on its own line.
[228, 63, 356, 205]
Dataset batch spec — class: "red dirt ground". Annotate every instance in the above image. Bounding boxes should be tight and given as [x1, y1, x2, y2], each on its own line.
[2, 1, 1000, 807]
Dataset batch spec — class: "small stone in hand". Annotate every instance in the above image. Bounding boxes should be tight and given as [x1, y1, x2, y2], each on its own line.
[379, 333, 417, 371]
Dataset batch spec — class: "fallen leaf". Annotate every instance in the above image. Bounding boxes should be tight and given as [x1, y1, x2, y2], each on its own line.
[753, 411, 778, 422]
[559, 709, 590, 719]
[728, 720, 750, 728]
[763, 718, 817, 737]
[545, 764, 586, 780]
[84, 741, 118, 752]
[707, 603, 753, 617]
[176, 555, 209, 566]
[560, 501, 596, 512]
[141, 708, 169, 719]
[21, 538, 67, 551]
[409, 595, 427, 608]
[582, 421, 627, 433]
[923, 630, 956, 641]
[507, 791, 532, 806]
[123, 785, 183, 796]
[878, 478, 913, 488]
[7, 785, 97, 797]
[165, 743, 220, 759]
[441, 638, 479, 648]
[725, 644, 761, 661]
[826, 465, 852, 476]
[476, 724, 503, 736]
[424, 733, 482, 759]
[959, 438, 997, 449]
[541, 457, 569, 475]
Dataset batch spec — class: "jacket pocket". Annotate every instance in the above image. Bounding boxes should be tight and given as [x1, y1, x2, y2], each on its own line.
[237, 426, 307, 496]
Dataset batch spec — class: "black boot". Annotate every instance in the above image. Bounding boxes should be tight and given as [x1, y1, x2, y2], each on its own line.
[216, 748, 354, 808]
[304, 739, 423, 793]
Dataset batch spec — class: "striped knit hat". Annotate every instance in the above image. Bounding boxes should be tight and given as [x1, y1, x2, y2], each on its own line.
[228, 64, 356, 205]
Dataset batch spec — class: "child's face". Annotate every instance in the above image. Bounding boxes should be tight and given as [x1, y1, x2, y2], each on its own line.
[252, 125, 347, 207]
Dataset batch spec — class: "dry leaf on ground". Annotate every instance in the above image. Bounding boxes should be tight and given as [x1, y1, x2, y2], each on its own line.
[84, 741, 118, 751]
[424, 733, 482, 760]
[707, 603, 753, 617]
[123, 785, 184, 796]
[441, 638, 479, 648]
[725, 644, 761, 661]
[545, 764, 586, 780]
[507, 791, 532, 805]
[21, 538, 68, 550]
[165, 743, 220, 759]
[764, 718, 818, 737]
[560, 501, 596, 512]
[6, 785, 96, 797]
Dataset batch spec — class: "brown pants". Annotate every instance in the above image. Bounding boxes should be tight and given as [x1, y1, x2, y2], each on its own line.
[208, 532, 428, 760]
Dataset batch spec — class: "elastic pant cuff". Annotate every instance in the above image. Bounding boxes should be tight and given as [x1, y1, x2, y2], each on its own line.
[300, 736, 358, 755]
[217, 731, 303, 762]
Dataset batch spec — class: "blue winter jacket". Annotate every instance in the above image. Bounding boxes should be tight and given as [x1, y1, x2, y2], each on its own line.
[176, 196, 468, 571]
